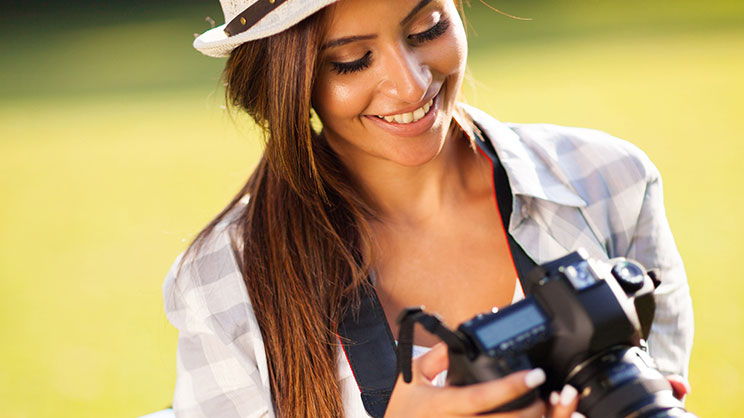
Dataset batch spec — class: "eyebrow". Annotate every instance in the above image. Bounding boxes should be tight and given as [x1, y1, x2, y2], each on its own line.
[322, 34, 377, 50]
[321, 0, 433, 50]
[400, 0, 432, 26]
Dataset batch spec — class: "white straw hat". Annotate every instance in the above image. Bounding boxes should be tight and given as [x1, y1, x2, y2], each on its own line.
[194, 0, 340, 58]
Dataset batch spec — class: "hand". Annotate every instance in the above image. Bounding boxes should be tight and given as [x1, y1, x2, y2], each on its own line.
[544, 374, 691, 418]
[384, 343, 549, 417]
[547, 385, 585, 418]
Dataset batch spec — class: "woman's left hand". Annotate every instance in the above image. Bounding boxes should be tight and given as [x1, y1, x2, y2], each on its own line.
[545, 374, 689, 418]
[547, 385, 585, 418]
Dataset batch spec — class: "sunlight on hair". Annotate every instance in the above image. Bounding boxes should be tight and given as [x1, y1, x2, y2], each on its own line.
[476, 0, 532, 21]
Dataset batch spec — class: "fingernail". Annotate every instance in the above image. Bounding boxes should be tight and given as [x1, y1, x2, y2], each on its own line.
[570, 412, 586, 418]
[524, 368, 546, 388]
[549, 391, 560, 406]
[560, 385, 578, 406]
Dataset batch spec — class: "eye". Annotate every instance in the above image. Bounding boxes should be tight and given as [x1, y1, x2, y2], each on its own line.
[330, 51, 372, 75]
[408, 17, 450, 44]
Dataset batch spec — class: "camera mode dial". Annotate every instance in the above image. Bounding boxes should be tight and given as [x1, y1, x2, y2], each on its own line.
[611, 261, 645, 293]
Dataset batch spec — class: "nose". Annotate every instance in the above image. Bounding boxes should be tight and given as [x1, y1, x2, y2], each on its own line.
[378, 45, 432, 104]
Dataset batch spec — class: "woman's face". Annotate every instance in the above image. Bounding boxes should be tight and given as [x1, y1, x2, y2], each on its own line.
[312, 0, 467, 168]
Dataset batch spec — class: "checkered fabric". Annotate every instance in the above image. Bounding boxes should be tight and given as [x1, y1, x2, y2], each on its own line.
[163, 105, 694, 417]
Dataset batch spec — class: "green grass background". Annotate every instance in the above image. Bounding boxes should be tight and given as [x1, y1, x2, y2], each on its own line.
[1, 1, 742, 416]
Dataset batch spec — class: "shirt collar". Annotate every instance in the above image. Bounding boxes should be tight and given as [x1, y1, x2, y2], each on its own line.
[460, 103, 587, 208]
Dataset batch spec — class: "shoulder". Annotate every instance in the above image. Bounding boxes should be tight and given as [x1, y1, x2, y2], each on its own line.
[508, 122, 659, 184]
[463, 104, 667, 258]
[462, 104, 660, 198]
[163, 200, 261, 345]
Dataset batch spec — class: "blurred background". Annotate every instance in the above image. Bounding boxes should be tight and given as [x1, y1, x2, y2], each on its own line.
[1, 0, 742, 416]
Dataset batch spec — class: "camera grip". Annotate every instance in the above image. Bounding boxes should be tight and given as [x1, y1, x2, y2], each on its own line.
[447, 351, 539, 413]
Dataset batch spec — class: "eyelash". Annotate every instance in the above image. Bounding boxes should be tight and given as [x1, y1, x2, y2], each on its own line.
[331, 51, 373, 75]
[329, 17, 451, 75]
[409, 17, 451, 44]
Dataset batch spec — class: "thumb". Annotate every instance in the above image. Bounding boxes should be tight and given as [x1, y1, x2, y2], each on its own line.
[413, 343, 449, 383]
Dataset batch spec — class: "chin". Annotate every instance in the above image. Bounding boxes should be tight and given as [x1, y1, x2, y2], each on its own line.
[380, 129, 450, 167]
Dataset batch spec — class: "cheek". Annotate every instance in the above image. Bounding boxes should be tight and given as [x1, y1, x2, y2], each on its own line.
[452, 25, 468, 73]
[427, 7, 468, 84]
[312, 75, 372, 124]
[441, 17, 468, 79]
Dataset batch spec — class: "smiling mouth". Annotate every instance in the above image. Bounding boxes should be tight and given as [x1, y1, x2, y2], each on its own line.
[373, 95, 436, 124]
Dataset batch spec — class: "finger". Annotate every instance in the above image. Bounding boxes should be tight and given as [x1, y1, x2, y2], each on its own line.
[478, 399, 546, 418]
[413, 343, 449, 382]
[446, 368, 546, 414]
[665, 374, 691, 400]
[548, 385, 584, 418]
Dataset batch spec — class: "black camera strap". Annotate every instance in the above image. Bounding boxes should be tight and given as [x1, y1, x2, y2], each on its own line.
[337, 285, 398, 418]
[395, 307, 467, 383]
[336, 127, 537, 418]
[472, 128, 538, 283]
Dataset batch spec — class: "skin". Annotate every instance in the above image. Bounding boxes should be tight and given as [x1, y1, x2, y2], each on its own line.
[311, 0, 688, 415]
[313, 0, 518, 347]
[385, 343, 582, 418]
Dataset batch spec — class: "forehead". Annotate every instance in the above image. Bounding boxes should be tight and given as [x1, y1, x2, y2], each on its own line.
[322, 0, 439, 35]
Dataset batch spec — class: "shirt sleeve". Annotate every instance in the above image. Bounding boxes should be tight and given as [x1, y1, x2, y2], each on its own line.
[163, 238, 275, 418]
[625, 166, 694, 379]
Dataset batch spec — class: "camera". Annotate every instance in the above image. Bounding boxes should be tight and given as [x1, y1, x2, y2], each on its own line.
[396, 249, 695, 418]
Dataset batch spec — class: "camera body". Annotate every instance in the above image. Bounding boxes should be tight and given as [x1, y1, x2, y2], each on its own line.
[397, 249, 693, 417]
[450, 248, 654, 388]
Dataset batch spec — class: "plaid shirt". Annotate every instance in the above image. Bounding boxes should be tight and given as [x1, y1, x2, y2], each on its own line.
[163, 105, 694, 417]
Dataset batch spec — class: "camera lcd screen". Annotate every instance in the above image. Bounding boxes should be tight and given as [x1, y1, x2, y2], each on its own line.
[475, 302, 547, 350]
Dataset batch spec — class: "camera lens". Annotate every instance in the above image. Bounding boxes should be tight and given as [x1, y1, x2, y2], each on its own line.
[566, 346, 692, 418]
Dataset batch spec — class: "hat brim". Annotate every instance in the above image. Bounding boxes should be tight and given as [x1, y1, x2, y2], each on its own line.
[193, 0, 339, 58]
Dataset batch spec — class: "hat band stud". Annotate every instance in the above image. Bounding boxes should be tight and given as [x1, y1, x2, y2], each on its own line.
[225, 0, 289, 37]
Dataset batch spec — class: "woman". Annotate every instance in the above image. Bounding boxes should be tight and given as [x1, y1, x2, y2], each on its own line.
[163, 0, 694, 417]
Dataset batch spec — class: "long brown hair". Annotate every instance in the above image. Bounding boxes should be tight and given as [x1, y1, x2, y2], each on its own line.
[185, 1, 481, 415]
[186, 7, 375, 417]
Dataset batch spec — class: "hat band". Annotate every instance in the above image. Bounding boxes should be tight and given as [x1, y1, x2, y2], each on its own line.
[224, 0, 289, 37]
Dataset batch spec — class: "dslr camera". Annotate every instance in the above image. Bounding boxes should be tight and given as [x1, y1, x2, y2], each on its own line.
[396, 249, 695, 418]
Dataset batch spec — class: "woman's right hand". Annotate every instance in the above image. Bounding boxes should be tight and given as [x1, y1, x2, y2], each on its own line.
[384, 343, 574, 418]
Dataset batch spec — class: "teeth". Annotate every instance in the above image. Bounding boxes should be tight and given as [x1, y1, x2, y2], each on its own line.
[412, 108, 425, 121]
[378, 98, 434, 124]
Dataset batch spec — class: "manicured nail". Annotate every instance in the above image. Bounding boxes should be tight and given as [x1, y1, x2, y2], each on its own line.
[560, 384, 578, 406]
[570, 412, 586, 418]
[549, 391, 560, 406]
[524, 368, 546, 388]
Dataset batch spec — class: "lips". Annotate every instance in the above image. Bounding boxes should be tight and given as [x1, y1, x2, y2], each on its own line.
[364, 89, 443, 137]
[375, 97, 434, 124]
